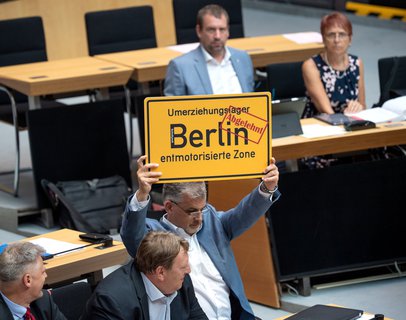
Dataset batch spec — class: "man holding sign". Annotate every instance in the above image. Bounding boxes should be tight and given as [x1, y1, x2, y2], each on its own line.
[121, 155, 280, 320]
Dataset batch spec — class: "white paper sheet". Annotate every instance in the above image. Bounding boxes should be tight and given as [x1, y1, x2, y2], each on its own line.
[30, 237, 83, 255]
[167, 42, 199, 53]
[382, 96, 406, 119]
[283, 32, 322, 44]
[301, 124, 346, 138]
[347, 108, 404, 123]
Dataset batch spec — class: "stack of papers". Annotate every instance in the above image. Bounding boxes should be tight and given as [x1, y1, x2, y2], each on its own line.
[382, 96, 406, 120]
[283, 32, 322, 44]
[347, 108, 404, 124]
[301, 124, 346, 138]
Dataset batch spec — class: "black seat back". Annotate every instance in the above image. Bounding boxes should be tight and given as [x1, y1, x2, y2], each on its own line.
[172, 0, 244, 44]
[377, 56, 406, 106]
[85, 6, 157, 55]
[27, 100, 132, 209]
[51, 282, 92, 320]
[266, 61, 306, 101]
[0, 16, 47, 104]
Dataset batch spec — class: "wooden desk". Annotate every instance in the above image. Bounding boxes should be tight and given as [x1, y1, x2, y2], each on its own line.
[227, 34, 323, 67]
[24, 229, 129, 286]
[208, 120, 406, 308]
[0, 56, 133, 109]
[273, 118, 406, 161]
[95, 34, 323, 82]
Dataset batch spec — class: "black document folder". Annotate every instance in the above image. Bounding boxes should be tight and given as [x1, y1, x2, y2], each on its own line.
[314, 113, 356, 125]
[285, 304, 363, 320]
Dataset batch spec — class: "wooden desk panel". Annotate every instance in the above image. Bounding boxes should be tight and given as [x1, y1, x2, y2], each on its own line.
[96, 47, 182, 82]
[0, 57, 132, 96]
[208, 179, 280, 308]
[228, 35, 323, 67]
[96, 34, 323, 82]
[24, 229, 129, 285]
[273, 119, 406, 161]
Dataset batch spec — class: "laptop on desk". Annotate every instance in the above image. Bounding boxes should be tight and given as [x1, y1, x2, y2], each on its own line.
[271, 98, 305, 138]
[272, 97, 306, 118]
[272, 112, 303, 138]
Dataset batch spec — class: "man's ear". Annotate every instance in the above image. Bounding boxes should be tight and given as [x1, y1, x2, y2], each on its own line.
[155, 266, 166, 281]
[22, 273, 32, 288]
[163, 200, 173, 213]
[196, 25, 202, 39]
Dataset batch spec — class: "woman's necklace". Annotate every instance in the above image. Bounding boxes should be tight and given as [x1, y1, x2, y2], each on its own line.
[324, 53, 348, 80]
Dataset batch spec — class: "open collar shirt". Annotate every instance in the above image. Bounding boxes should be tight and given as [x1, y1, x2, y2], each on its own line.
[140, 273, 177, 320]
[1, 291, 27, 320]
[201, 46, 243, 95]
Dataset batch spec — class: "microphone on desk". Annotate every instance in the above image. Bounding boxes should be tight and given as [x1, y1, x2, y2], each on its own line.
[41, 235, 113, 260]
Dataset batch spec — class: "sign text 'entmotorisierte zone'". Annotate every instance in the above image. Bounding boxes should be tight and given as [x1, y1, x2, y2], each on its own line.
[144, 92, 272, 183]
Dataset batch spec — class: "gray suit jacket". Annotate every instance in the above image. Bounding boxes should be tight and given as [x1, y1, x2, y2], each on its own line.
[81, 260, 207, 320]
[121, 187, 281, 320]
[164, 45, 254, 96]
[0, 290, 66, 320]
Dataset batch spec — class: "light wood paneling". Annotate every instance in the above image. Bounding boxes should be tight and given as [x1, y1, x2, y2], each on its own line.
[208, 179, 281, 308]
[0, 0, 176, 60]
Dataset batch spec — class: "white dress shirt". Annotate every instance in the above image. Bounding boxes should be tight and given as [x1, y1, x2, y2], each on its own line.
[163, 218, 231, 320]
[201, 47, 243, 95]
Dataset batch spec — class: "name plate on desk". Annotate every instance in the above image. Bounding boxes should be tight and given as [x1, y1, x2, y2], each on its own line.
[144, 92, 272, 183]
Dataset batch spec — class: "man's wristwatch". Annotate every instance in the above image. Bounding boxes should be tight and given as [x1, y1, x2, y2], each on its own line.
[260, 182, 278, 195]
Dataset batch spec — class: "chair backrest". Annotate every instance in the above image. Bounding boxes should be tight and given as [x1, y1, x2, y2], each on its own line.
[0, 16, 47, 104]
[172, 0, 244, 44]
[266, 61, 306, 101]
[85, 6, 157, 55]
[27, 99, 132, 209]
[51, 282, 92, 320]
[377, 55, 406, 106]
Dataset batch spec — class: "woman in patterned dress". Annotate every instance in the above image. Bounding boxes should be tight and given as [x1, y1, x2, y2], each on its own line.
[302, 12, 366, 118]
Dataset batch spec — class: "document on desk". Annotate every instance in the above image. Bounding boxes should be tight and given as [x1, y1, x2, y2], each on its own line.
[167, 42, 199, 53]
[29, 238, 83, 255]
[301, 124, 346, 138]
[347, 108, 404, 123]
[283, 32, 322, 44]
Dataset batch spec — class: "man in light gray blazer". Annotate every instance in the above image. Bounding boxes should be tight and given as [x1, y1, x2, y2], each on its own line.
[164, 4, 254, 96]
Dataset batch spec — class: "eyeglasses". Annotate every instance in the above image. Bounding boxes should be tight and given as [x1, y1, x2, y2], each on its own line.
[170, 200, 207, 217]
[324, 32, 349, 41]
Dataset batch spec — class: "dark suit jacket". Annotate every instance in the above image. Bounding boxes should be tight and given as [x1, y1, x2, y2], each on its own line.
[81, 260, 207, 320]
[0, 289, 66, 320]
